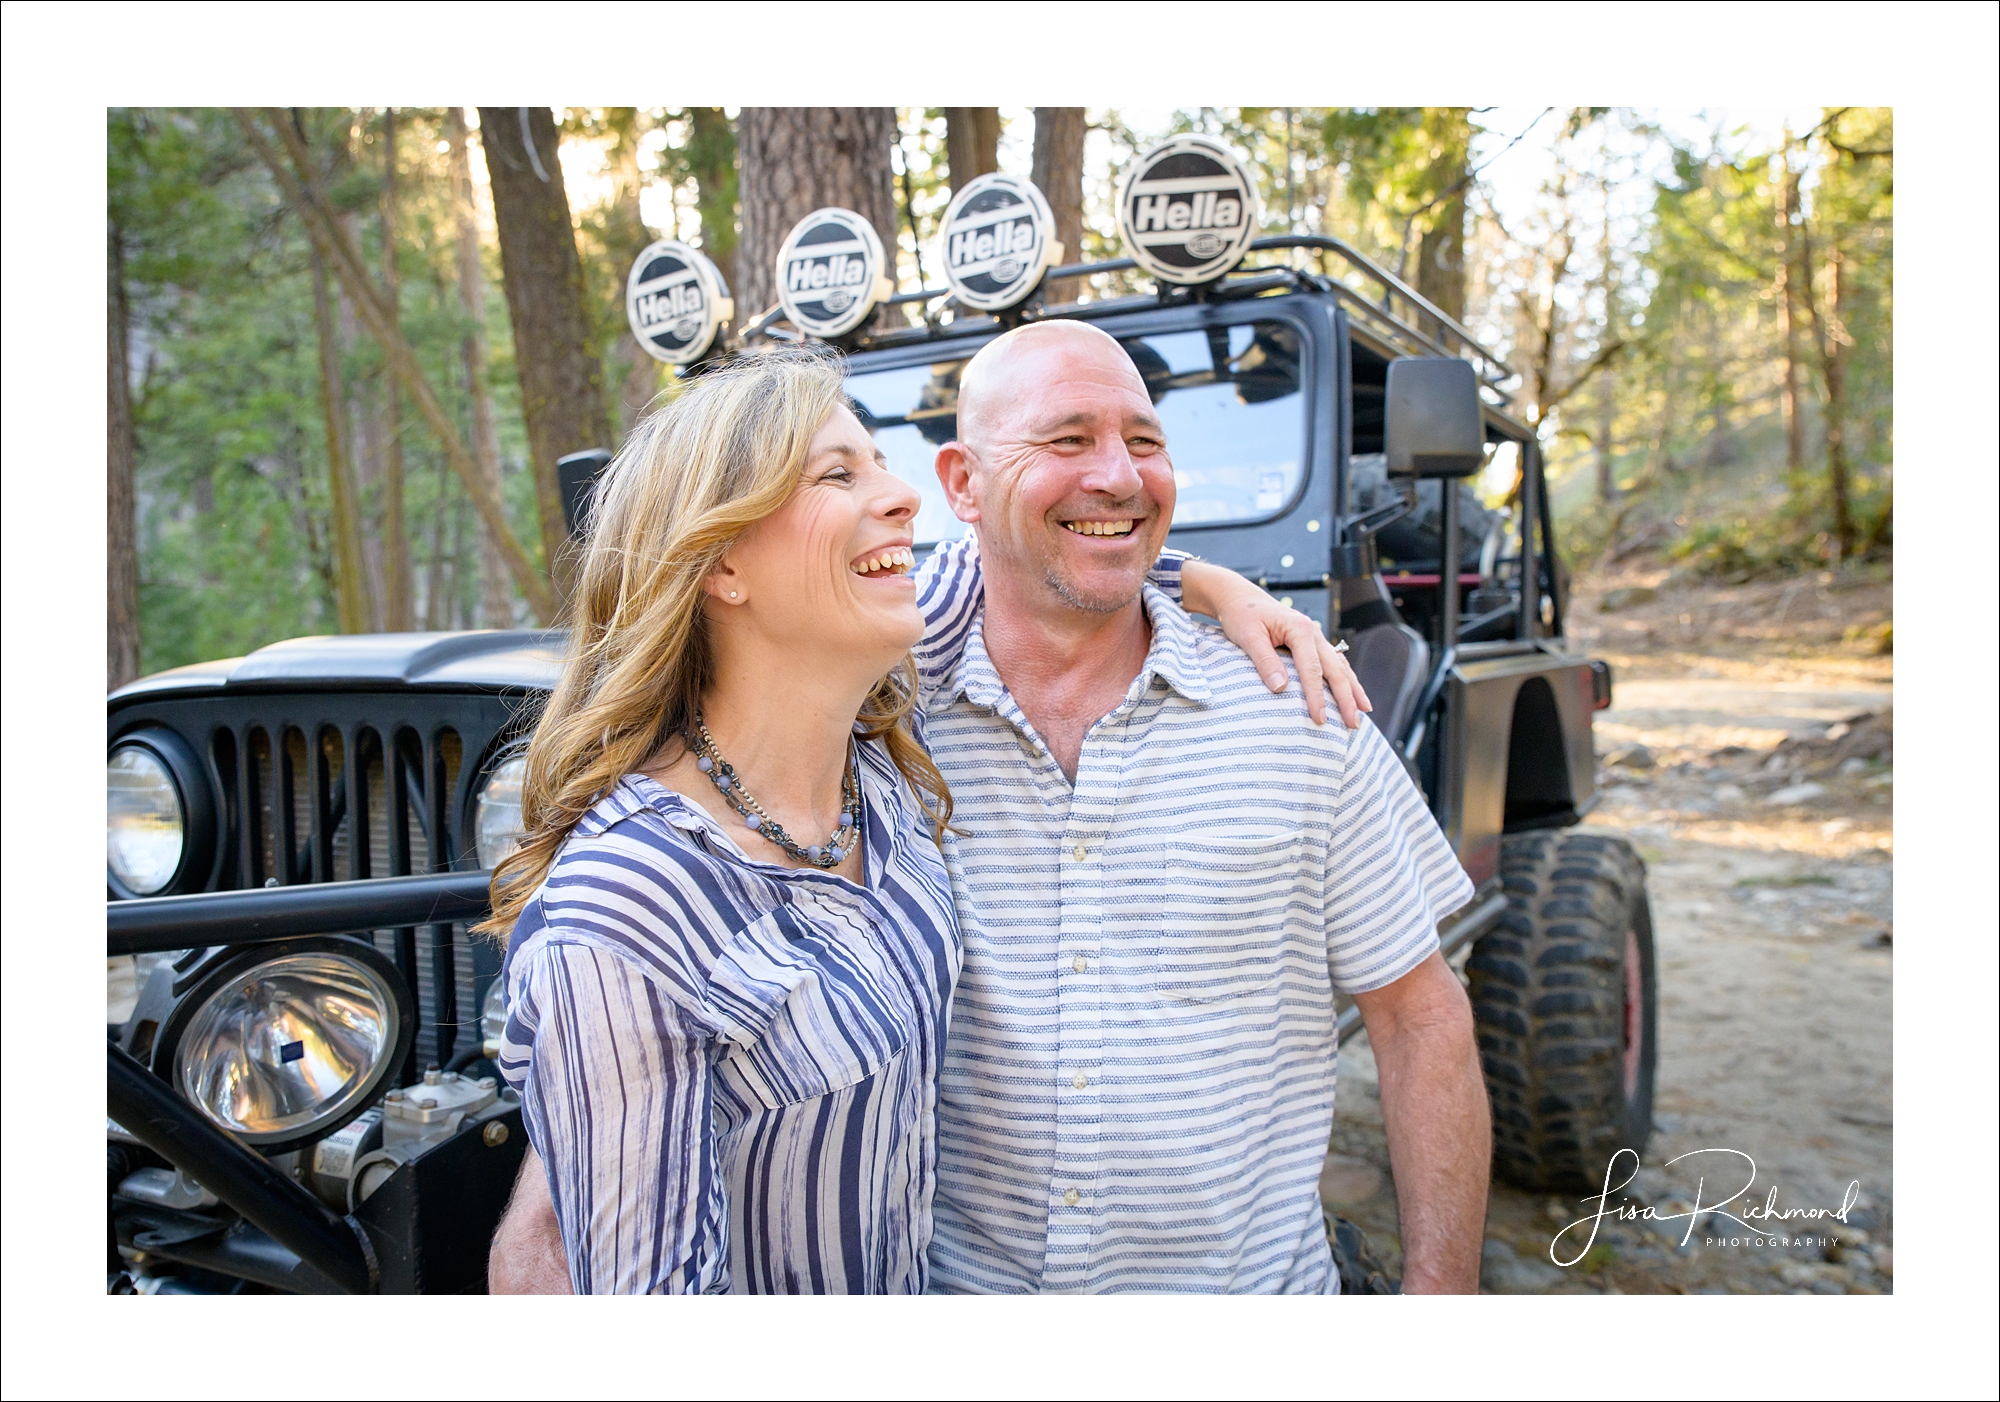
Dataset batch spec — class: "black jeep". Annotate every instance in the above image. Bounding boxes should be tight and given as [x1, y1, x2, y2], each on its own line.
[106, 232, 1654, 1294]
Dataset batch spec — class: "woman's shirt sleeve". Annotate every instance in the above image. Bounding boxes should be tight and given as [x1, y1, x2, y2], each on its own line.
[507, 939, 728, 1294]
[910, 535, 1191, 709]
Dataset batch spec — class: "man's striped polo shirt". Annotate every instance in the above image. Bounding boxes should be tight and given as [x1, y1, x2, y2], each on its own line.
[913, 544, 1473, 1293]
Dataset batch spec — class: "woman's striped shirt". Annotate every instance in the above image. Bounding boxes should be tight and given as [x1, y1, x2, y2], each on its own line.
[494, 739, 961, 1294]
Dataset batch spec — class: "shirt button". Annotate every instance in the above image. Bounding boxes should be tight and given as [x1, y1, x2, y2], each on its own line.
[1072, 843, 1087, 861]
[1072, 954, 1088, 974]
[1063, 1188, 1081, 1207]
[1072, 1072, 1089, 1090]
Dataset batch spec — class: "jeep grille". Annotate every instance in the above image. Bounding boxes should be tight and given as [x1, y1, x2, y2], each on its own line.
[110, 690, 529, 1072]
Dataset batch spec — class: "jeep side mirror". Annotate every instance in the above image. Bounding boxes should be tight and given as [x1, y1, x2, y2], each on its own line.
[1385, 358, 1483, 479]
[557, 449, 613, 538]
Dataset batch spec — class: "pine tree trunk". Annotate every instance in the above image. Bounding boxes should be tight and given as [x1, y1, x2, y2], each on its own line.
[1778, 154, 1807, 481]
[477, 106, 610, 609]
[1415, 110, 1472, 328]
[424, 451, 451, 631]
[1594, 376, 1618, 502]
[308, 235, 375, 634]
[1822, 247, 1854, 560]
[1415, 194, 1467, 324]
[686, 107, 739, 298]
[1031, 107, 1086, 303]
[342, 271, 387, 632]
[108, 222, 141, 689]
[601, 108, 663, 439]
[378, 107, 413, 629]
[1796, 196, 1855, 561]
[323, 115, 385, 632]
[448, 485, 473, 629]
[945, 108, 1001, 194]
[734, 107, 900, 318]
[285, 431, 339, 621]
[448, 109, 518, 629]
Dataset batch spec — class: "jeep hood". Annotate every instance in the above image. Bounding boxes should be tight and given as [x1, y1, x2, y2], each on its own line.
[109, 630, 567, 702]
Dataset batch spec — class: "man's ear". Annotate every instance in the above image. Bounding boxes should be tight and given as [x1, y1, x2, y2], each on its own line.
[702, 554, 746, 605]
[935, 442, 981, 524]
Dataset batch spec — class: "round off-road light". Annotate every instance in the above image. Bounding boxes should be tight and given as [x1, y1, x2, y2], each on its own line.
[107, 742, 186, 895]
[1115, 134, 1260, 287]
[476, 751, 529, 870]
[775, 207, 893, 339]
[626, 238, 733, 365]
[155, 938, 413, 1152]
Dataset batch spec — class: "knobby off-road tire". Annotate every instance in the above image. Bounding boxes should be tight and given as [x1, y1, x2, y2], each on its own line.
[1468, 830, 1657, 1192]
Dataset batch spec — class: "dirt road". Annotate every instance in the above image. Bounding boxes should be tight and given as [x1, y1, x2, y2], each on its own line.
[1323, 569, 1894, 1294]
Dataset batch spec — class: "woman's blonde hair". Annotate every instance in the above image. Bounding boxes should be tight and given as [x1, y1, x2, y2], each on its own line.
[477, 347, 951, 939]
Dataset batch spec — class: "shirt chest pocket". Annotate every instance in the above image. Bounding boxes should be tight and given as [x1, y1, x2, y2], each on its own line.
[704, 907, 915, 1108]
[1120, 828, 1311, 1005]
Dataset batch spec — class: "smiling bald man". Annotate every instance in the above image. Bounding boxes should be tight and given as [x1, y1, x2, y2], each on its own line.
[909, 320, 1489, 1294]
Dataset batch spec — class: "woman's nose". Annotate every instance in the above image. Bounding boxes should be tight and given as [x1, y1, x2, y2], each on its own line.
[874, 468, 921, 520]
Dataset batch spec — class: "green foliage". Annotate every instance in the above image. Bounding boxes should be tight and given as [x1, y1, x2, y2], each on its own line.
[113, 108, 549, 674]
[1316, 107, 1472, 267]
[1668, 519, 1792, 579]
[1542, 109, 1891, 574]
[113, 109, 333, 670]
[115, 106, 1891, 682]
[892, 109, 953, 293]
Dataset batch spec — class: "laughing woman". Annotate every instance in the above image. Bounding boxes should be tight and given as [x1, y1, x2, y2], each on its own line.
[480, 348, 959, 1294]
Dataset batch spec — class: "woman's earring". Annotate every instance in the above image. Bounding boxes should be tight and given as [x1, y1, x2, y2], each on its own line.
[728, 591, 739, 599]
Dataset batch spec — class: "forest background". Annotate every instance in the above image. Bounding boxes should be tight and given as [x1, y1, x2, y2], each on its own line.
[105, 105, 1892, 688]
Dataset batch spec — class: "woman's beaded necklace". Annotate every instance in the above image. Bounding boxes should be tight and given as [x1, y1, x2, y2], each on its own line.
[685, 715, 859, 869]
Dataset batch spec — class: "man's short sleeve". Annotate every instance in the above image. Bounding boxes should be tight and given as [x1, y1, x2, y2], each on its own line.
[1322, 718, 1475, 994]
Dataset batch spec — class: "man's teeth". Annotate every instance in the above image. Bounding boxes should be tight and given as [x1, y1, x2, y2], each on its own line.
[852, 546, 916, 577]
[1062, 520, 1136, 537]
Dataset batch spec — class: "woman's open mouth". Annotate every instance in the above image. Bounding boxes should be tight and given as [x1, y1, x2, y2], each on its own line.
[851, 545, 916, 578]
[1061, 519, 1139, 537]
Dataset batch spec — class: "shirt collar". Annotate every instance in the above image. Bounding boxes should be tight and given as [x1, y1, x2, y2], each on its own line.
[584, 759, 901, 896]
[945, 583, 1212, 712]
[1136, 583, 1213, 704]
[573, 775, 675, 838]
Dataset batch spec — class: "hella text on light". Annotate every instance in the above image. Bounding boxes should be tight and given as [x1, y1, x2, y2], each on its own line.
[775, 208, 895, 339]
[625, 239, 732, 366]
[937, 172, 1060, 314]
[1115, 134, 1261, 286]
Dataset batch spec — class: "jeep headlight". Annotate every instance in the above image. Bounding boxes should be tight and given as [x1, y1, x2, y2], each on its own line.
[475, 751, 529, 870]
[108, 743, 186, 895]
[154, 939, 413, 1152]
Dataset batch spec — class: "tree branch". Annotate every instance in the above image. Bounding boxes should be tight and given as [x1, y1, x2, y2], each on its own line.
[1541, 338, 1627, 416]
[236, 109, 554, 623]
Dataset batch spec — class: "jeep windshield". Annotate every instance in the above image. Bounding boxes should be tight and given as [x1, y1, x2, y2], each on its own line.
[847, 319, 1306, 548]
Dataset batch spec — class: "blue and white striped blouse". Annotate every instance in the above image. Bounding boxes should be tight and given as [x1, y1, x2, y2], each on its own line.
[495, 740, 961, 1294]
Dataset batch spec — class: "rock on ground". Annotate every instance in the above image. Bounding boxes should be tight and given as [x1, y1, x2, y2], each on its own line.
[1323, 568, 1893, 1295]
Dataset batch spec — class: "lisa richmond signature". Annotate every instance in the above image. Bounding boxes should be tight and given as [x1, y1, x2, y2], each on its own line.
[1550, 1148, 1863, 1267]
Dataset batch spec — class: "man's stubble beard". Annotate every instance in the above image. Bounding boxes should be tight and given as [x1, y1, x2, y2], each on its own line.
[1042, 563, 1141, 615]
[1035, 524, 1153, 615]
